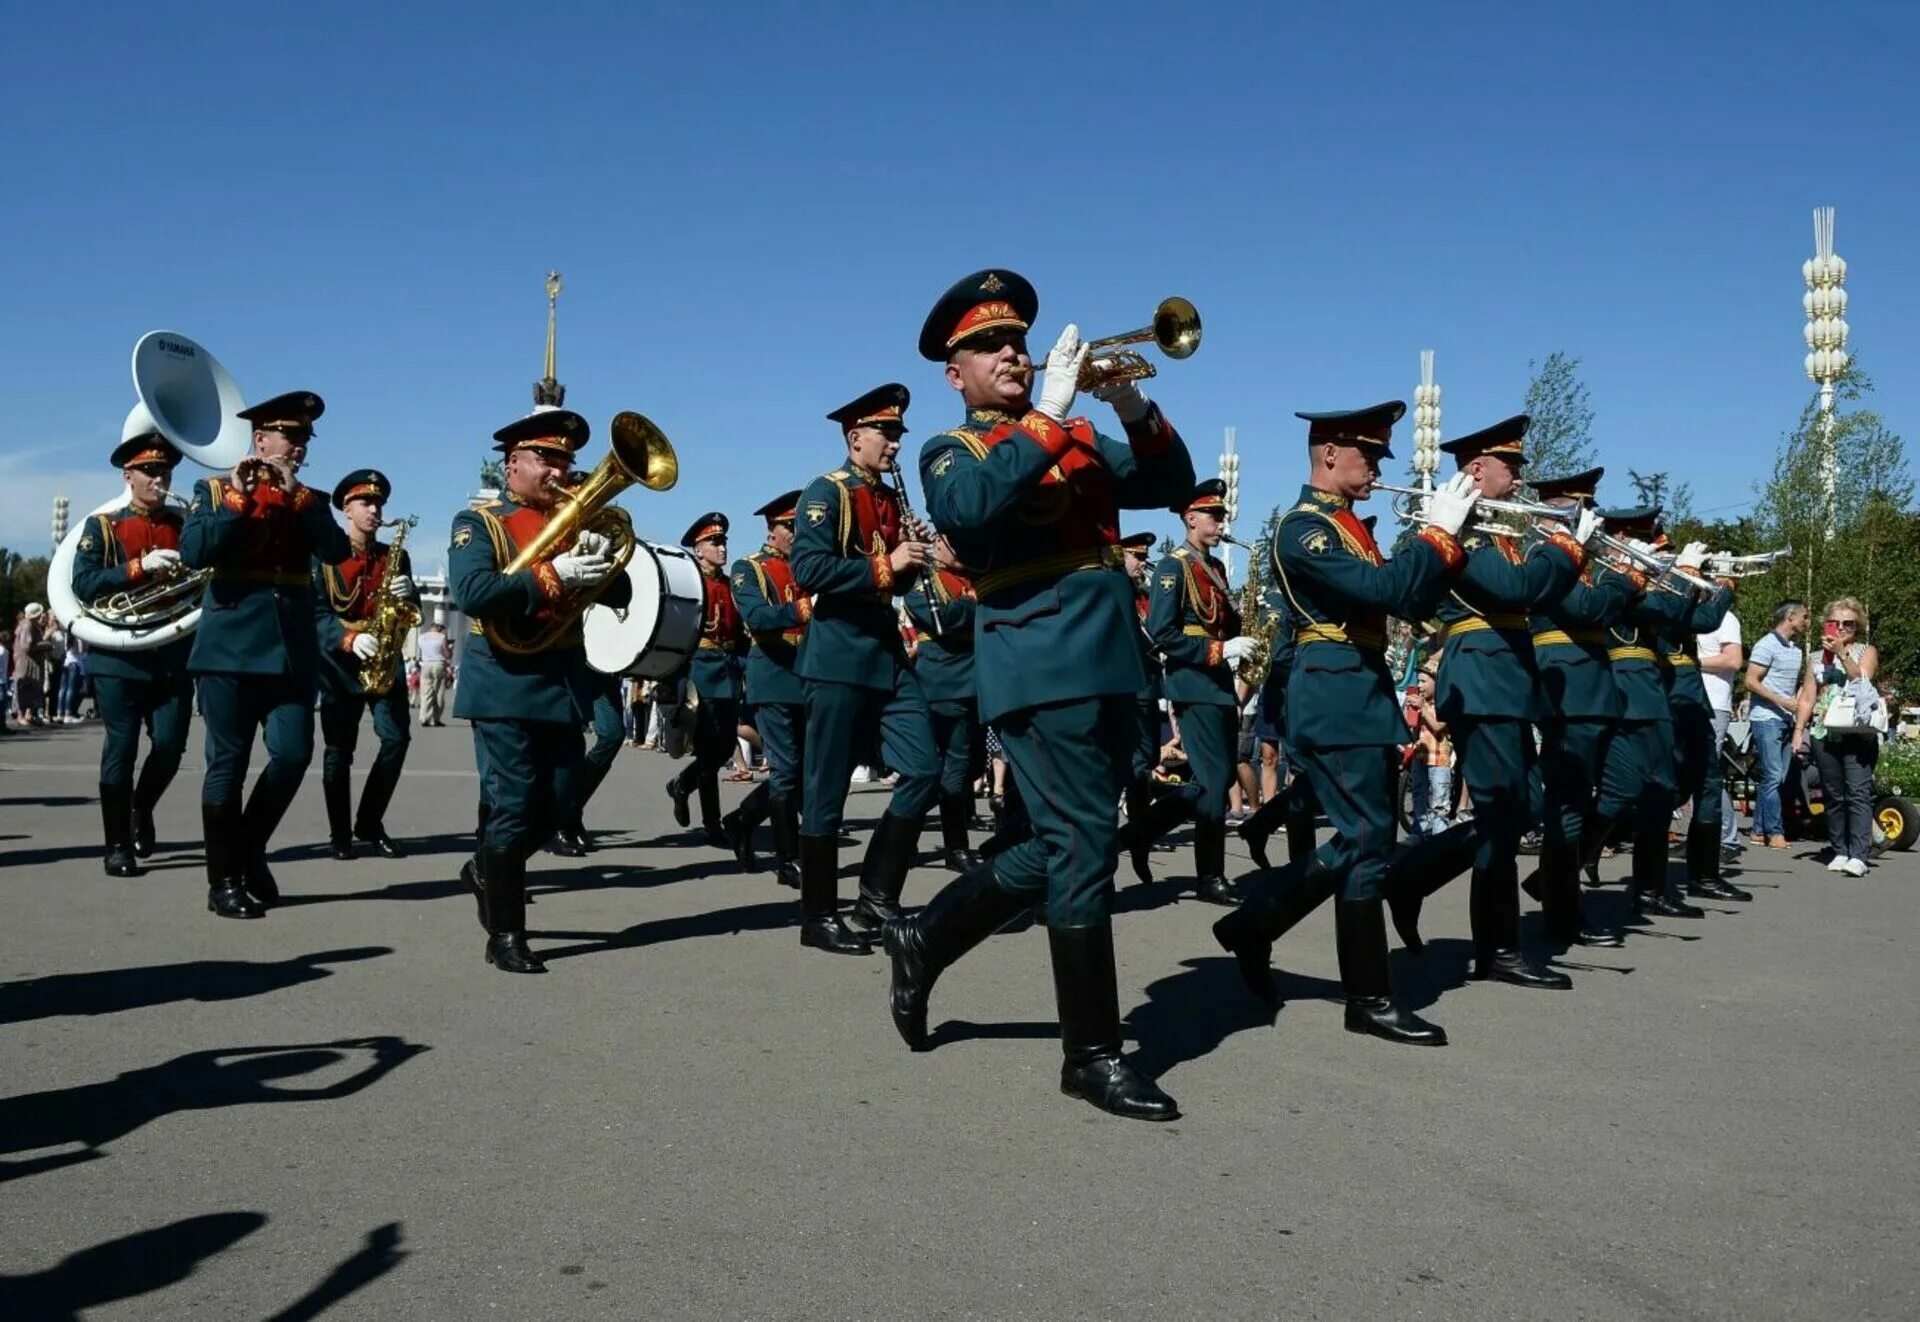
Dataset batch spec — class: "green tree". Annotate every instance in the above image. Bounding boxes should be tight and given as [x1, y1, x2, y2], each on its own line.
[1519, 352, 1596, 480]
[2, 548, 52, 627]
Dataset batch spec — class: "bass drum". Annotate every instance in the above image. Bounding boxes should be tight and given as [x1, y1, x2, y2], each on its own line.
[584, 540, 705, 679]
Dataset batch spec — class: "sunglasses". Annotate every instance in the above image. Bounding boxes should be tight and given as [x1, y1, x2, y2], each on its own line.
[129, 465, 173, 477]
[1826, 619, 1858, 629]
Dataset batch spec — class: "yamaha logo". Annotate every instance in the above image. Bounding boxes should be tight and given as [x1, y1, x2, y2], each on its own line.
[156, 338, 196, 357]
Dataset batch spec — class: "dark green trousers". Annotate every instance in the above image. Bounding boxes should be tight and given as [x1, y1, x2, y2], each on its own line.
[755, 700, 804, 799]
[800, 672, 936, 836]
[196, 674, 314, 852]
[473, 718, 584, 861]
[928, 697, 981, 799]
[989, 695, 1135, 928]
[1671, 697, 1722, 830]
[558, 681, 624, 833]
[1451, 715, 1534, 878]
[1174, 701, 1237, 821]
[1130, 697, 1160, 783]
[95, 672, 192, 791]
[319, 686, 412, 786]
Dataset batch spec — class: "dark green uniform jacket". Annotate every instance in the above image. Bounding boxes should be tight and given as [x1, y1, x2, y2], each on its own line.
[1606, 572, 1702, 722]
[1530, 562, 1642, 720]
[792, 465, 916, 691]
[1433, 525, 1586, 723]
[1658, 582, 1734, 709]
[919, 404, 1196, 724]
[688, 566, 748, 704]
[69, 502, 192, 682]
[905, 566, 977, 705]
[313, 539, 417, 699]
[731, 546, 808, 708]
[1148, 543, 1242, 708]
[448, 497, 633, 725]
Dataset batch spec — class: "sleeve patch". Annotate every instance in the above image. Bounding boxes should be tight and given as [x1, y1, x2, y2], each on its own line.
[930, 451, 955, 478]
[1158, 573, 1178, 591]
[452, 526, 473, 548]
[805, 502, 829, 526]
[1298, 527, 1331, 555]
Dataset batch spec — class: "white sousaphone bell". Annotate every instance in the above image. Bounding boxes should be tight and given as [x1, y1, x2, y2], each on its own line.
[47, 331, 253, 651]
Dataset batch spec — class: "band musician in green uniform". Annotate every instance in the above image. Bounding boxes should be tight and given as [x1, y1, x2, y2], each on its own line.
[905, 533, 984, 873]
[1656, 559, 1749, 903]
[1236, 581, 1322, 871]
[722, 491, 811, 887]
[313, 468, 418, 861]
[181, 391, 351, 919]
[1212, 404, 1475, 1046]
[886, 269, 1195, 1120]
[70, 429, 195, 876]
[1146, 480, 1255, 904]
[450, 407, 631, 973]
[790, 384, 941, 954]
[1386, 416, 1598, 991]
[665, 512, 748, 850]
[1117, 530, 1193, 883]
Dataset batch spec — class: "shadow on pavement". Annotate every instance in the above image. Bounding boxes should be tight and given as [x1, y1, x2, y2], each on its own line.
[266, 1221, 408, 1322]
[0, 1037, 427, 1179]
[0, 1211, 266, 1320]
[1130, 956, 1338, 1077]
[533, 899, 799, 962]
[923, 1019, 1058, 1050]
[1388, 938, 1475, 1013]
[0, 948, 390, 1025]
[0, 795, 96, 808]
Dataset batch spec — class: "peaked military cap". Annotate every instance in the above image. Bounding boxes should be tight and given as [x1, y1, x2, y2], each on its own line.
[1601, 505, 1663, 534]
[332, 468, 392, 510]
[827, 383, 911, 432]
[237, 391, 325, 437]
[755, 490, 802, 524]
[492, 406, 591, 457]
[918, 268, 1040, 361]
[682, 512, 730, 547]
[1118, 531, 1158, 552]
[110, 435, 183, 470]
[1180, 478, 1230, 515]
[1530, 466, 1605, 502]
[1296, 402, 1404, 457]
[1442, 413, 1531, 466]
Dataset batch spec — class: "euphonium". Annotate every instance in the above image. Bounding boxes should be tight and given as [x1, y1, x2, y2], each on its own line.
[483, 411, 678, 655]
[359, 516, 422, 695]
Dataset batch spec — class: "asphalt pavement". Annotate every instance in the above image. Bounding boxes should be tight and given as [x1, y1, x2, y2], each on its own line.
[1, 721, 1914, 1320]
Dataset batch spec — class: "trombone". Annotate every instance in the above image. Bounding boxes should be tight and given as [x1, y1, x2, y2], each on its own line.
[1009, 296, 1202, 390]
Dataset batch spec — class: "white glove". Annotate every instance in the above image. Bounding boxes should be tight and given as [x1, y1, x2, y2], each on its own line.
[1421, 472, 1480, 538]
[553, 550, 613, 588]
[1625, 537, 1661, 561]
[1090, 378, 1151, 424]
[572, 530, 610, 560]
[349, 633, 380, 660]
[139, 548, 183, 575]
[1036, 324, 1089, 422]
[388, 574, 415, 599]
[1222, 635, 1257, 664]
[1572, 507, 1603, 548]
[1673, 541, 1709, 571]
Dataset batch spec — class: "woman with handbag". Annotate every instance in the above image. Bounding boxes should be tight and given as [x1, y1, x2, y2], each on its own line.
[1794, 597, 1883, 876]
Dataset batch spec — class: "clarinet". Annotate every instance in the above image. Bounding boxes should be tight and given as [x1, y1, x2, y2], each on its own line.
[887, 458, 944, 638]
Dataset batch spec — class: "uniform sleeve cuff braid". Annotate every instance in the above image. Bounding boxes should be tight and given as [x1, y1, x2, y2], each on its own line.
[1417, 527, 1466, 571]
[1017, 411, 1078, 460]
[1123, 404, 1173, 457]
[1543, 529, 1588, 570]
[340, 630, 363, 654]
[125, 558, 147, 585]
[870, 554, 894, 591]
[1206, 639, 1224, 667]
[795, 595, 812, 623]
[533, 562, 564, 601]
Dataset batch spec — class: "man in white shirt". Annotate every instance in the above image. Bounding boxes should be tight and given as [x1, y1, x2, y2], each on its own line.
[1698, 607, 1744, 856]
[416, 623, 451, 727]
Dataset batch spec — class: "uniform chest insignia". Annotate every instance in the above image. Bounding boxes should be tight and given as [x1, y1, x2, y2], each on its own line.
[1300, 527, 1331, 555]
[1158, 573, 1176, 591]
[79, 533, 94, 550]
[806, 503, 828, 525]
[453, 526, 473, 548]
[931, 451, 955, 478]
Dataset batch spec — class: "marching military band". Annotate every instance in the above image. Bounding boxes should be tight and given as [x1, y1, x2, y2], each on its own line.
[60, 269, 1774, 1123]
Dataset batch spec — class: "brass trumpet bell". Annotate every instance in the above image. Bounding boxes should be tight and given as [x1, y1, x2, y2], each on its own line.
[609, 411, 679, 492]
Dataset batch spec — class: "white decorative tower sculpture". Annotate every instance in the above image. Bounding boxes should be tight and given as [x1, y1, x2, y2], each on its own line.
[1412, 350, 1441, 494]
[1218, 426, 1240, 579]
[1803, 206, 1848, 539]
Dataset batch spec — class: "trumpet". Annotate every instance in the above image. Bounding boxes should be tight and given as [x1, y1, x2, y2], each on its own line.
[234, 455, 301, 491]
[1008, 296, 1202, 391]
[1703, 548, 1792, 577]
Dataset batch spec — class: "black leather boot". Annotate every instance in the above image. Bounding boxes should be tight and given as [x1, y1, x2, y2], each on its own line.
[1284, 801, 1318, 866]
[1211, 860, 1339, 1007]
[483, 850, 545, 974]
[236, 780, 282, 909]
[354, 759, 405, 857]
[1632, 817, 1702, 916]
[723, 782, 768, 872]
[769, 793, 801, 889]
[132, 759, 167, 858]
[1336, 899, 1446, 1046]
[1236, 793, 1290, 871]
[100, 782, 141, 877]
[1050, 924, 1178, 1121]
[1127, 790, 1189, 886]
[203, 801, 263, 919]
[1538, 837, 1624, 946]
[475, 799, 490, 842]
[322, 775, 355, 860]
[1686, 821, 1750, 901]
[1383, 821, 1478, 952]
[666, 772, 692, 828]
[799, 834, 871, 955]
[460, 853, 489, 931]
[850, 811, 926, 933]
[698, 774, 724, 847]
[938, 794, 982, 873]
[1192, 818, 1237, 906]
[883, 860, 1030, 1050]
[1470, 866, 1570, 989]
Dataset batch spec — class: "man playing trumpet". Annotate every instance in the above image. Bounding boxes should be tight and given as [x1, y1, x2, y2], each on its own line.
[450, 408, 632, 974]
[181, 391, 351, 919]
[71, 427, 196, 876]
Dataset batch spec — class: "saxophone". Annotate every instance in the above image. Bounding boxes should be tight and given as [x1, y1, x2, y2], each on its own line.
[359, 516, 422, 695]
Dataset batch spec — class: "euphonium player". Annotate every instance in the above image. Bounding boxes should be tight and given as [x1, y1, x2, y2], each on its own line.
[888, 269, 1196, 1120]
[181, 391, 351, 919]
[314, 468, 418, 861]
[450, 407, 632, 974]
[71, 427, 195, 876]
[1212, 404, 1474, 1047]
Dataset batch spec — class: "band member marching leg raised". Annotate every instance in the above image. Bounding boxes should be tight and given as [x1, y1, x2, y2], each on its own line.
[314, 469, 418, 861]
[71, 428, 196, 875]
[665, 514, 749, 850]
[1146, 481, 1256, 905]
[181, 392, 351, 918]
[906, 534, 984, 873]
[790, 384, 941, 954]
[552, 670, 623, 856]
[1212, 405, 1474, 1045]
[886, 270, 1197, 1119]
[722, 491, 811, 887]
[451, 407, 633, 972]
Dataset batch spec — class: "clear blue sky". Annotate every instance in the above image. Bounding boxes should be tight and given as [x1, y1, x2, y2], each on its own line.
[3, 1, 1914, 576]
